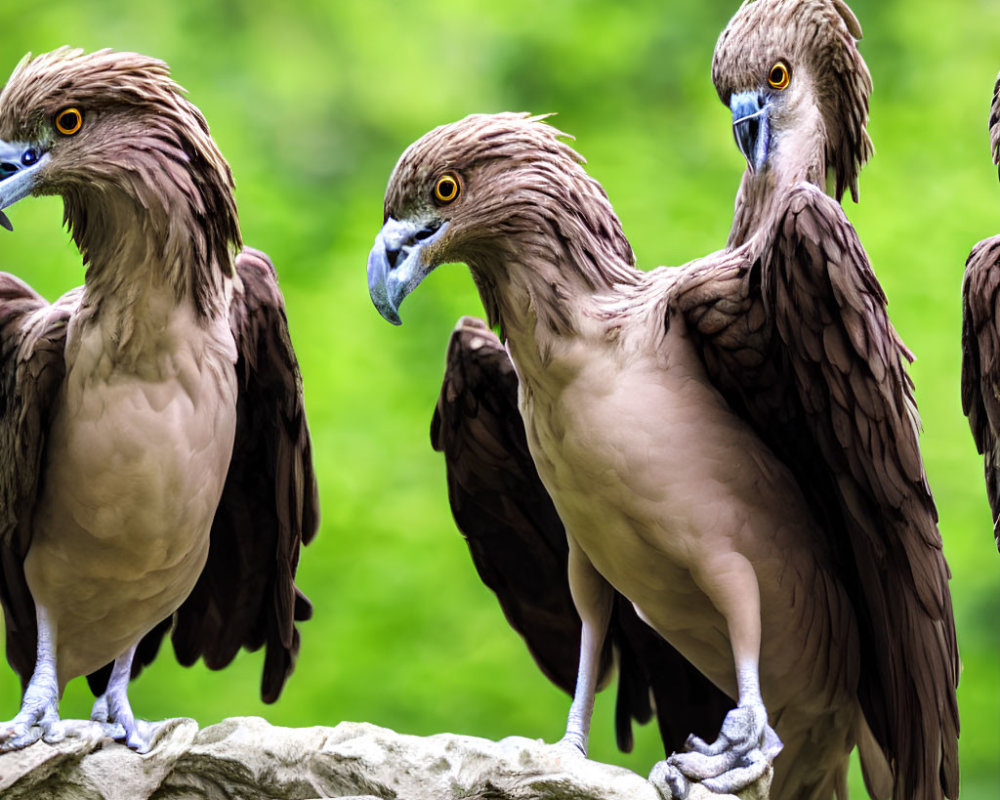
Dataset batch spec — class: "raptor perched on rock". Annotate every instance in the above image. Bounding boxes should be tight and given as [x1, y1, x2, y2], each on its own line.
[0, 48, 318, 752]
[367, 42, 958, 799]
[962, 71, 1000, 553]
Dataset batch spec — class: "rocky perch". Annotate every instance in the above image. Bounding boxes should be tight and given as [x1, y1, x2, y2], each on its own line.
[0, 717, 771, 800]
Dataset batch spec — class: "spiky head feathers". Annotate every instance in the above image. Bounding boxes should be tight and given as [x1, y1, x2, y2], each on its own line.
[712, 0, 873, 201]
[0, 48, 240, 298]
[383, 112, 633, 270]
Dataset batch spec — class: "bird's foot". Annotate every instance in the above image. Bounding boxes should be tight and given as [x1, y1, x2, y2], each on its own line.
[555, 730, 588, 757]
[91, 690, 161, 753]
[650, 703, 781, 797]
[0, 706, 118, 752]
[0, 689, 63, 751]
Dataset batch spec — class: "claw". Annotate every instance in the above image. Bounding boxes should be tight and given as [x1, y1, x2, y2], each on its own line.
[655, 703, 781, 796]
[649, 760, 691, 799]
[701, 749, 771, 794]
[0, 721, 44, 752]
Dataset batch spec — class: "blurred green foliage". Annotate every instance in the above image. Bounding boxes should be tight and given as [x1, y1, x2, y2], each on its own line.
[0, 0, 998, 796]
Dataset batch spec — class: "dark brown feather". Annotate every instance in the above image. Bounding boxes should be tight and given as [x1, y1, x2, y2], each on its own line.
[961, 235, 1000, 550]
[430, 315, 730, 754]
[166, 246, 318, 703]
[0, 276, 73, 689]
[677, 185, 959, 800]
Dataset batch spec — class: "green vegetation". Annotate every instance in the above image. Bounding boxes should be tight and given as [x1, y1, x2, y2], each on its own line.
[0, 0, 997, 796]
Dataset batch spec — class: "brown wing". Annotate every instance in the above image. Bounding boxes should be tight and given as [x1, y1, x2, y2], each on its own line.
[430, 315, 729, 754]
[168, 246, 319, 702]
[678, 185, 959, 800]
[961, 235, 1000, 550]
[0, 274, 73, 688]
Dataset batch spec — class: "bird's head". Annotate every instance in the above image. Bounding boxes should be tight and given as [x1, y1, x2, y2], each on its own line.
[712, 0, 872, 201]
[0, 48, 239, 286]
[367, 112, 632, 326]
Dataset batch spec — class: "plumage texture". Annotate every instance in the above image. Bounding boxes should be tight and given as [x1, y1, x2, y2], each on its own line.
[961, 74, 1000, 552]
[430, 316, 731, 754]
[710, 3, 958, 796]
[990, 71, 1000, 174]
[372, 103, 958, 800]
[714, 0, 873, 246]
[0, 49, 317, 730]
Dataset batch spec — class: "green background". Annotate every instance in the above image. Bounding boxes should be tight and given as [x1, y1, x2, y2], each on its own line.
[0, 0, 998, 796]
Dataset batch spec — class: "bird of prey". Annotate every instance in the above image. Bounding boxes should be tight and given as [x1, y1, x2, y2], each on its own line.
[430, 316, 732, 756]
[367, 3, 959, 789]
[962, 72, 1000, 552]
[0, 48, 318, 753]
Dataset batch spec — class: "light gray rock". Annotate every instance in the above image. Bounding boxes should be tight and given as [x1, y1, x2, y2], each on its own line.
[0, 717, 771, 800]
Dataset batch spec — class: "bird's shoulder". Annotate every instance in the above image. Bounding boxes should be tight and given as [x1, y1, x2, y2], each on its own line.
[0, 272, 72, 544]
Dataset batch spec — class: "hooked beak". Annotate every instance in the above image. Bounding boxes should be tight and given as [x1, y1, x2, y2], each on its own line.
[367, 217, 449, 325]
[0, 140, 50, 231]
[730, 91, 770, 174]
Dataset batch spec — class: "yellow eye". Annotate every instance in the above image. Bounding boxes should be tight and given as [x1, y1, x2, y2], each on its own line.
[434, 173, 460, 204]
[55, 107, 83, 136]
[768, 62, 791, 91]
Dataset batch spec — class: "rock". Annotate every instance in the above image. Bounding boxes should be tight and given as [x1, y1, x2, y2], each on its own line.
[0, 717, 771, 800]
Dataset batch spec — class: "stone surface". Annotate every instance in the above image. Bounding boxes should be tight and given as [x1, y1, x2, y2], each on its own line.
[0, 717, 771, 800]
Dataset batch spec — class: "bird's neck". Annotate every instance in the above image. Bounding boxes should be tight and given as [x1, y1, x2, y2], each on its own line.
[727, 107, 829, 248]
[466, 203, 639, 376]
[66, 185, 234, 354]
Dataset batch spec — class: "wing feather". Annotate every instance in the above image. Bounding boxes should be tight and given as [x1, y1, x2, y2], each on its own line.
[0, 274, 72, 688]
[430, 316, 729, 754]
[677, 185, 959, 800]
[169, 246, 318, 702]
[961, 235, 1000, 550]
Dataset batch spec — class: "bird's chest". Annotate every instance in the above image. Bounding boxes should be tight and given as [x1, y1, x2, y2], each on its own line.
[30, 304, 238, 578]
[517, 324, 810, 626]
[519, 336, 707, 569]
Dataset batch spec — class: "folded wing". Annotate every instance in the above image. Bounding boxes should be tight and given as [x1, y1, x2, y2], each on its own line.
[169, 246, 319, 702]
[677, 185, 959, 800]
[0, 275, 74, 688]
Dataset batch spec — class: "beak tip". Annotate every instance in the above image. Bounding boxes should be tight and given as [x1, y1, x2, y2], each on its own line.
[0, 211, 12, 232]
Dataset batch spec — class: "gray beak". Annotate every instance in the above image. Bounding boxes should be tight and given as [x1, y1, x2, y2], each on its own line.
[729, 91, 770, 173]
[367, 217, 449, 325]
[0, 140, 50, 231]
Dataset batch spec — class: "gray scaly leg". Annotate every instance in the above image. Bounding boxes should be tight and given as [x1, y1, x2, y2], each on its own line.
[0, 606, 61, 750]
[91, 644, 162, 753]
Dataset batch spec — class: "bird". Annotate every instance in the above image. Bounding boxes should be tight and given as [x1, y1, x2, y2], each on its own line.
[706, 1, 958, 798]
[962, 71, 1000, 553]
[0, 48, 318, 753]
[367, 3, 959, 789]
[430, 315, 732, 756]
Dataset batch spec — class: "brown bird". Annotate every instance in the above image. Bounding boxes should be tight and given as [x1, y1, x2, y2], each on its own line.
[707, 2, 959, 798]
[0, 48, 317, 752]
[430, 316, 732, 756]
[962, 72, 1000, 552]
[367, 4, 959, 788]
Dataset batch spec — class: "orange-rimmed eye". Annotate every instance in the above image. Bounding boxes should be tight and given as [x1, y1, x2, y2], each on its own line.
[768, 61, 791, 91]
[55, 107, 83, 136]
[434, 172, 460, 204]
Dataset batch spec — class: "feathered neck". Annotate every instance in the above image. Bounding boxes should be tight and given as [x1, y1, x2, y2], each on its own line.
[727, 102, 828, 248]
[463, 163, 639, 347]
[66, 108, 241, 323]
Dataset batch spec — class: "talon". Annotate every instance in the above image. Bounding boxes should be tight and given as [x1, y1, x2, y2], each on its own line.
[650, 760, 690, 799]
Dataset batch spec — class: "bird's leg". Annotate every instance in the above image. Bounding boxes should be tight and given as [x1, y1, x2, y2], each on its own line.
[559, 538, 613, 756]
[651, 553, 781, 797]
[0, 605, 61, 750]
[90, 644, 160, 753]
